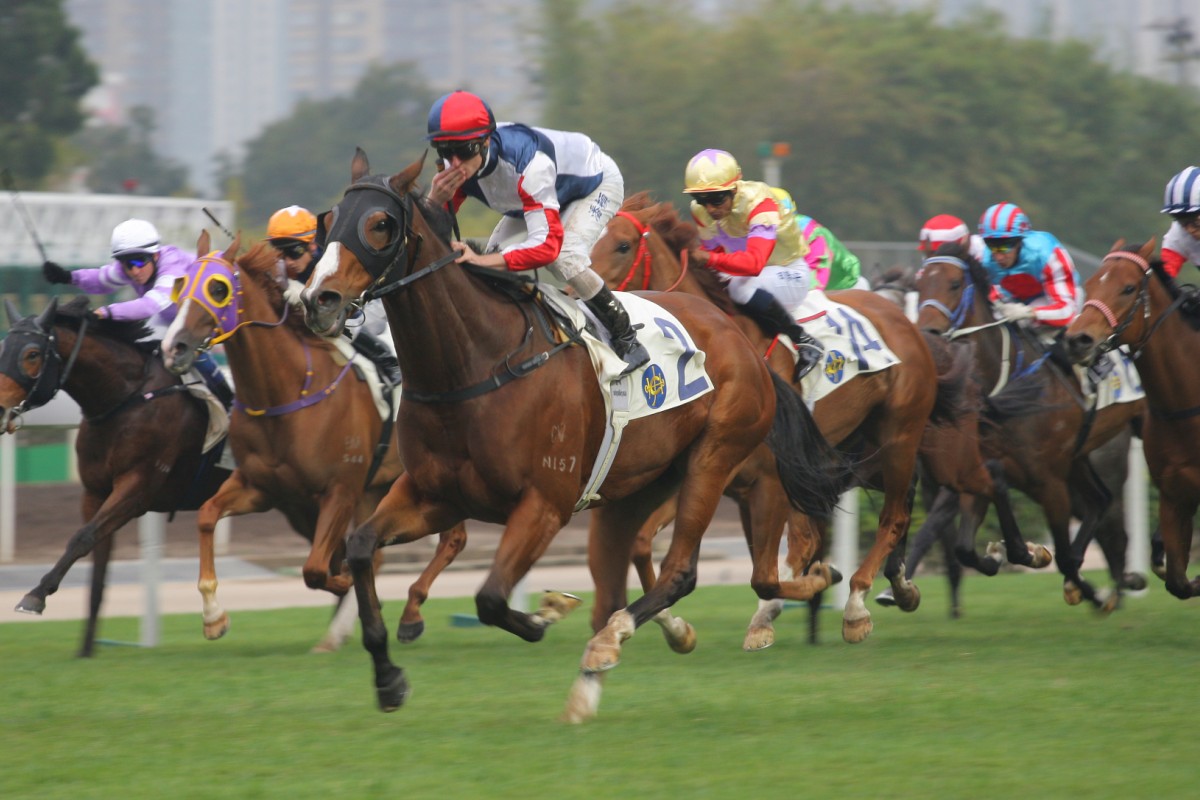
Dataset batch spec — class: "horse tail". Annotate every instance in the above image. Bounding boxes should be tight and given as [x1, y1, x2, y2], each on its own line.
[765, 370, 849, 518]
[922, 331, 974, 425]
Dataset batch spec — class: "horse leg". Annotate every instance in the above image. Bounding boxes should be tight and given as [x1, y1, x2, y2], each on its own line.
[396, 522, 468, 644]
[876, 486, 955, 607]
[303, 482, 359, 594]
[1040, 481, 1099, 607]
[988, 462, 1051, 569]
[844, 449, 921, 644]
[78, 493, 112, 658]
[1066, 457, 1121, 612]
[346, 473, 461, 713]
[196, 472, 270, 640]
[631, 495, 676, 593]
[743, 485, 803, 652]
[15, 484, 145, 616]
[1158, 495, 1199, 599]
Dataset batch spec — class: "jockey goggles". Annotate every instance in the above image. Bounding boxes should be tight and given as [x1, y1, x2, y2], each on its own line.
[691, 190, 733, 207]
[434, 138, 486, 162]
[118, 254, 152, 269]
[985, 238, 1021, 254]
[272, 241, 309, 260]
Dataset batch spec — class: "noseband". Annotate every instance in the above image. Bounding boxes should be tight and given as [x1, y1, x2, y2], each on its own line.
[916, 256, 976, 333]
[174, 252, 289, 348]
[1082, 252, 1153, 356]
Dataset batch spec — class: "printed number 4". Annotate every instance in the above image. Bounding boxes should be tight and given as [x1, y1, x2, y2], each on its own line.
[822, 308, 881, 370]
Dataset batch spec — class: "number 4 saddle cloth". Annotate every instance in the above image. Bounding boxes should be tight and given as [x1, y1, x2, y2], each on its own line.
[785, 290, 902, 406]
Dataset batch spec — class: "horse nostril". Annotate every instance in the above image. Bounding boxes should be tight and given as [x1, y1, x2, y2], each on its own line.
[316, 290, 342, 311]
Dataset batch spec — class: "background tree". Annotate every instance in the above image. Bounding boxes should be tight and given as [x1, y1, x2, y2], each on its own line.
[68, 106, 190, 196]
[0, 0, 97, 185]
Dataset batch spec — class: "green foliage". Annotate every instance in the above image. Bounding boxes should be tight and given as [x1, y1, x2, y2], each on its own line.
[0, 0, 97, 184]
[68, 106, 191, 196]
[535, 0, 1200, 254]
[237, 63, 439, 228]
[1, 579, 1196, 797]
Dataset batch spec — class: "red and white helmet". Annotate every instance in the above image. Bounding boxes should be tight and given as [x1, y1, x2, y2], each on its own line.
[917, 214, 971, 253]
[426, 91, 496, 142]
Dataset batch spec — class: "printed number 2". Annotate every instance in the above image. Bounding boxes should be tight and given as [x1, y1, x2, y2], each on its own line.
[654, 318, 711, 400]
[823, 308, 882, 370]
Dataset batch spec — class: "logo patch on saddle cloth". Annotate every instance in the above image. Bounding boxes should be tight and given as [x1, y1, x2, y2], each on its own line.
[1080, 348, 1144, 409]
[788, 291, 902, 405]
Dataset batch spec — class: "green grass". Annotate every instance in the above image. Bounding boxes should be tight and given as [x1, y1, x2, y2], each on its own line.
[1, 572, 1195, 799]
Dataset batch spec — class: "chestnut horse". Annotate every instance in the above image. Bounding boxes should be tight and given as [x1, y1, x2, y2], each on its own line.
[161, 235, 467, 649]
[1065, 239, 1200, 599]
[590, 194, 969, 646]
[916, 243, 1145, 610]
[0, 297, 230, 656]
[301, 150, 844, 723]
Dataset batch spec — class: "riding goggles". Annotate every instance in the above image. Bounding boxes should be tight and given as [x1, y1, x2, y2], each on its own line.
[274, 242, 309, 260]
[1172, 213, 1200, 232]
[985, 239, 1021, 254]
[434, 138, 486, 162]
[691, 191, 733, 207]
[119, 254, 152, 269]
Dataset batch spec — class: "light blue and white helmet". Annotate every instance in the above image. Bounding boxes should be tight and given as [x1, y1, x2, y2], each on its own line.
[978, 203, 1031, 240]
[1162, 166, 1200, 215]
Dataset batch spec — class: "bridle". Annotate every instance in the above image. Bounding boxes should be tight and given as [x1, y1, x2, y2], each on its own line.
[608, 210, 690, 294]
[172, 252, 290, 350]
[1081, 251, 1164, 358]
[0, 309, 88, 430]
[915, 255, 1007, 339]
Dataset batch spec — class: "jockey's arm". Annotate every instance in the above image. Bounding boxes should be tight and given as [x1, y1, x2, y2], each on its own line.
[1162, 247, 1187, 278]
[1031, 255, 1080, 327]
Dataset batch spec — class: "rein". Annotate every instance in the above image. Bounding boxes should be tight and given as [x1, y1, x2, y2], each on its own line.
[232, 340, 359, 417]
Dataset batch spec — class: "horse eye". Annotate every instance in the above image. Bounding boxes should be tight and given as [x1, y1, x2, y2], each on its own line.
[20, 348, 42, 378]
[950, 279, 962, 290]
[616, 241, 631, 254]
[1121, 285, 1135, 295]
[208, 278, 229, 302]
[373, 217, 396, 236]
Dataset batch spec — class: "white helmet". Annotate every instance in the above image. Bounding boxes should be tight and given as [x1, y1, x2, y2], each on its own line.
[110, 218, 161, 257]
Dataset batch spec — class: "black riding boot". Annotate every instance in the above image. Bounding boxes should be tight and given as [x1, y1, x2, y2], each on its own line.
[738, 289, 823, 380]
[352, 332, 402, 385]
[584, 286, 650, 375]
[194, 352, 235, 408]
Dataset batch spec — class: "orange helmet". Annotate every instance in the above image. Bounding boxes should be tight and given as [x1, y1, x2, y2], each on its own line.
[266, 205, 317, 243]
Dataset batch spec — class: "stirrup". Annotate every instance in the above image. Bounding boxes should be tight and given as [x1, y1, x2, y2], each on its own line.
[793, 342, 823, 380]
[615, 339, 650, 376]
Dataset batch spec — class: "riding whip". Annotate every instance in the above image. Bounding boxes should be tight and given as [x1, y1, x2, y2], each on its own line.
[202, 206, 236, 241]
[2, 168, 50, 263]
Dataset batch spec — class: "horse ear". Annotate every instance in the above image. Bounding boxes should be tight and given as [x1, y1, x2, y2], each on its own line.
[1109, 238, 1126, 253]
[390, 154, 426, 197]
[197, 229, 211, 256]
[4, 298, 22, 325]
[1138, 236, 1157, 261]
[222, 233, 242, 262]
[351, 146, 370, 183]
[35, 297, 58, 330]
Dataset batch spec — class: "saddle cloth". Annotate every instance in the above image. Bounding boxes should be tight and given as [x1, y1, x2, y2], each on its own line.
[1079, 348, 1144, 409]
[183, 373, 233, 468]
[786, 290, 902, 405]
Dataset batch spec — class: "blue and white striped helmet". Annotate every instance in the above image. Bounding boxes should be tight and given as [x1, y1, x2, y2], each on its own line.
[978, 202, 1031, 240]
[1162, 166, 1200, 215]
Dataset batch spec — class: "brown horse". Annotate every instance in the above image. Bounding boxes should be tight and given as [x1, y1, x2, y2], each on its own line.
[589, 194, 966, 645]
[0, 297, 230, 656]
[301, 150, 844, 722]
[916, 243, 1145, 610]
[1065, 239, 1200, 599]
[160, 234, 467, 649]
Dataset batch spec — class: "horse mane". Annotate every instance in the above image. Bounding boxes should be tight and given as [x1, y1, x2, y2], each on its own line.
[235, 242, 314, 337]
[1120, 242, 1200, 330]
[621, 192, 736, 315]
[54, 295, 155, 352]
[872, 265, 915, 292]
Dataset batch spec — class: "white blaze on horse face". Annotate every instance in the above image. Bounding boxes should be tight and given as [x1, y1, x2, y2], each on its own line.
[161, 299, 194, 368]
[306, 241, 343, 299]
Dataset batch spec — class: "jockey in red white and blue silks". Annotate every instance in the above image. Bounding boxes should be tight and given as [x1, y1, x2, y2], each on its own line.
[978, 203, 1083, 329]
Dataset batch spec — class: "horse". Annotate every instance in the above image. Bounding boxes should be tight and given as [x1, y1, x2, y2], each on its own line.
[160, 233, 468, 649]
[868, 267, 1143, 618]
[300, 149, 845, 723]
[1064, 239, 1200, 599]
[915, 243, 1145, 610]
[0, 297, 231, 656]
[589, 193, 971, 646]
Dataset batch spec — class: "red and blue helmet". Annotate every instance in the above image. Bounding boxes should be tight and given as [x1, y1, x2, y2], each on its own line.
[426, 91, 496, 142]
[1162, 166, 1200, 215]
[978, 203, 1031, 240]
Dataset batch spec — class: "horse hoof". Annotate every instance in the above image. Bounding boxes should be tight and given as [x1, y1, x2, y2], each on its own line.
[666, 622, 697, 654]
[1028, 544, 1053, 569]
[1063, 582, 1083, 606]
[581, 640, 621, 674]
[842, 613, 873, 644]
[15, 594, 45, 615]
[396, 619, 425, 644]
[536, 591, 583, 625]
[873, 588, 897, 607]
[743, 626, 776, 651]
[977, 556, 1001, 577]
[1151, 564, 1167, 581]
[203, 614, 230, 640]
[1121, 572, 1147, 592]
[985, 541, 1006, 567]
[828, 565, 844, 585]
[376, 668, 410, 713]
[895, 583, 921, 613]
[1096, 588, 1120, 615]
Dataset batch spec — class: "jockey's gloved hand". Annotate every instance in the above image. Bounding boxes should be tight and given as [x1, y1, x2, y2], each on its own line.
[42, 261, 73, 285]
[994, 301, 1034, 322]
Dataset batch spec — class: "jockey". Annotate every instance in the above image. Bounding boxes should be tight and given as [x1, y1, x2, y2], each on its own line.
[1160, 165, 1200, 278]
[794, 210, 867, 291]
[682, 148, 823, 379]
[424, 90, 649, 374]
[42, 218, 234, 406]
[918, 213, 987, 263]
[978, 202, 1082, 332]
[266, 205, 401, 385]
